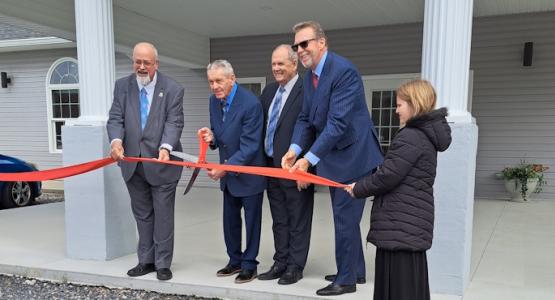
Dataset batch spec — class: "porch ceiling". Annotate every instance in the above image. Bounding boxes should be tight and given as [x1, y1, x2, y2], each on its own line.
[1, 0, 554, 66]
[116, 0, 555, 38]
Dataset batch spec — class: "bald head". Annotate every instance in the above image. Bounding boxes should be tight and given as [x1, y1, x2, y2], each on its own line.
[133, 42, 159, 84]
[271, 44, 298, 86]
[133, 42, 159, 60]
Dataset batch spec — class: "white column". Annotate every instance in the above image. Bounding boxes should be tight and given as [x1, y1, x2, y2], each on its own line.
[422, 0, 473, 123]
[73, 0, 115, 123]
[63, 0, 135, 260]
[421, 0, 478, 296]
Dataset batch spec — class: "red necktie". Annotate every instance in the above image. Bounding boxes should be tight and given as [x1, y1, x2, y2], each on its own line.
[312, 73, 319, 89]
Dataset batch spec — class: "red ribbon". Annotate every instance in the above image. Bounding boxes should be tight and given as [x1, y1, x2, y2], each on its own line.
[0, 134, 345, 188]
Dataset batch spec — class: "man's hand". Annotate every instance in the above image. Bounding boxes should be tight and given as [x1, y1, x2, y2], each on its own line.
[110, 140, 125, 161]
[296, 181, 310, 191]
[158, 148, 170, 161]
[207, 169, 226, 181]
[281, 150, 297, 170]
[290, 157, 310, 173]
[198, 127, 214, 143]
[290, 158, 311, 191]
[344, 183, 356, 198]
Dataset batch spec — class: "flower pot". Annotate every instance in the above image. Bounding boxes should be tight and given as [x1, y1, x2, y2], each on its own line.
[503, 178, 539, 202]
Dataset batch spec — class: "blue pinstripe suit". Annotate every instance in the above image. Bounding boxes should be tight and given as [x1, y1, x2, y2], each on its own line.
[291, 51, 384, 285]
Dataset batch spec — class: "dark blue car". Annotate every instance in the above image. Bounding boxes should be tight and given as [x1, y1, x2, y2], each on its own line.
[0, 154, 42, 209]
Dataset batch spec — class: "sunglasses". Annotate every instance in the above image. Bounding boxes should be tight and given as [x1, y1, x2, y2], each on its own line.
[291, 38, 317, 51]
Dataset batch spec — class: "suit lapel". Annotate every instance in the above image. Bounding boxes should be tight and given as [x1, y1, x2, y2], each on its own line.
[309, 52, 333, 120]
[263, 83, 279, 116]
[276, 78, 301, 129]
[127, 76, 141, 131]
[221, 94, 238, 133]
[146, 74, 165, 131]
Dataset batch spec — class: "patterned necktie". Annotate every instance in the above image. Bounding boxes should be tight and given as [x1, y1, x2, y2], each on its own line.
[140, 87, 148, 130]
[265, 86, 286, 157]
[221, 99, 227, 122]
[312, 73, 319, 89]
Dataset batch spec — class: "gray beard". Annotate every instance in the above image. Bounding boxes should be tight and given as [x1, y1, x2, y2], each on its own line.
[136, 74, 151, 86]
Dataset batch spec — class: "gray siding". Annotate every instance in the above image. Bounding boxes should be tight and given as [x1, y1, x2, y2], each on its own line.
[471, 12, 555, 199]
[0, 49, 216, 189]
[0, 49, 74, 169]
[211, 11, 555, 200]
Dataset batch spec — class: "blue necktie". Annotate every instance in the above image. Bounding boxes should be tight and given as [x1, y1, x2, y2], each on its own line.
[265, 87, 285, 157]
[140, 87, 148, 130]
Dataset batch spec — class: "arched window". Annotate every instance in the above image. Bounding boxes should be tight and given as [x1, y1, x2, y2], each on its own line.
[46, 58, 80, 152]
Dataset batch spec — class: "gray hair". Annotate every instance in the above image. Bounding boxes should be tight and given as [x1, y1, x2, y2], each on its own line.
[274, 44, 298, 65]
[292, 21, 327, 40]
[206, 59, 235, 76]
[133, 42, 159, 61]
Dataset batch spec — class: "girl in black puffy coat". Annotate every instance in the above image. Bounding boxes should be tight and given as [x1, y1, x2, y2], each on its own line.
[345, 79, 452, 300]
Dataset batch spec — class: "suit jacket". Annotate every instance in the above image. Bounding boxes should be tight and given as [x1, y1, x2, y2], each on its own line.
[107, 71, 184, 185]
[291, 51, 384, 183]
[210, 84, 266, 197]
[261, 78, 313, 187]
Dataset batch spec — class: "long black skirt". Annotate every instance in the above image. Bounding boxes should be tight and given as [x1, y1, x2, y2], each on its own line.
[373, 248, 430, 300]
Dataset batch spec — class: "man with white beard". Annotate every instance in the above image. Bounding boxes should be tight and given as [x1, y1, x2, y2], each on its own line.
[107, 42, 184, 281]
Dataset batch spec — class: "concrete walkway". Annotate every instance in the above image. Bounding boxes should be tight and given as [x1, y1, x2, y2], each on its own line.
[0, 187, 553, 299]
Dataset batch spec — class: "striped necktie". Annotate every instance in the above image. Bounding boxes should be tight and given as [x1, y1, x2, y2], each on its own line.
[265, 86, 286, 157]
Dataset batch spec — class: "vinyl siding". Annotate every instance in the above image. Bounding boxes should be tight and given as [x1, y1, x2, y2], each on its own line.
[211, 11, 555, 200]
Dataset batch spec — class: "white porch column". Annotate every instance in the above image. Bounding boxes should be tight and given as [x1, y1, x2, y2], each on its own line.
[62, 0, 135, 260]
[421, 0, 478, 296]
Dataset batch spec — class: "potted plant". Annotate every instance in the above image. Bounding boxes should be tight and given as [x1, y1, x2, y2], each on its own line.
[500, 162, 548, 202]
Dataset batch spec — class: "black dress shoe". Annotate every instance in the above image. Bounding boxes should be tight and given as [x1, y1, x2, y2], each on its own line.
[258, 264, 285, 280]
[324, 274, 366, 284]
[278, 266, 303, 285]
[235, 269, 257, 284]
[127, 263, 155, 277]
[156, 268, 172, 281]
[316, 283, 356, 296]
[217, 264, 242, 277]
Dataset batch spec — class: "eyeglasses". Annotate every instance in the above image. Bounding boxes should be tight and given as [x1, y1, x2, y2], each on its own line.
[291, 38, 317, 52]
[134, 59, 155, 67]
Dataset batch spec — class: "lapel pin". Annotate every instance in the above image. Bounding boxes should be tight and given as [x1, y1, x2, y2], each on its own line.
[159, 92, 164, 98]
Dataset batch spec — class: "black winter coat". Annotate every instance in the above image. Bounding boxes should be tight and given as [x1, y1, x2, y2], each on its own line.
[353, 108, 451, 251]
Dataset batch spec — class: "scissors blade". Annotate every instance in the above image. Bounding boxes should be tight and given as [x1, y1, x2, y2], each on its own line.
[170, 150, 202, 195]
[170, 150, 199, 163]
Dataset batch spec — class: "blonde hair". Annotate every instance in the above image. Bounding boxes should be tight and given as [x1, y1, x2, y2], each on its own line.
[396, 79, 436, 117]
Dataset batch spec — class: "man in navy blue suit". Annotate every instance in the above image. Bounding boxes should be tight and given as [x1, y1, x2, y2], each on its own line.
[199, 60, 266, 284]
[282, 21, 384, 296]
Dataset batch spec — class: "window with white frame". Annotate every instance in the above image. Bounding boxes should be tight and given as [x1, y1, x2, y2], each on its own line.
[370, 90, 400, 153]
[46, 58, 80, 152]
[236, 77, 266, 96]
[362, 74, 420, 153]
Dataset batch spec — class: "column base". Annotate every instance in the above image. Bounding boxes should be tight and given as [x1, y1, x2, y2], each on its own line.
[62, 124, 136, 260]
[429, 121, 478, 295]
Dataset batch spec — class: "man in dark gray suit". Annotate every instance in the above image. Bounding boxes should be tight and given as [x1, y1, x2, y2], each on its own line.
[257, 45, 314, 285]
[107, 42, 184, 281]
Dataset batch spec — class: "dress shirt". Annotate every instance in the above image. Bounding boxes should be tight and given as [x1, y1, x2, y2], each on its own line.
[290, 52, 328, 166]
[266, 74, 299, 128]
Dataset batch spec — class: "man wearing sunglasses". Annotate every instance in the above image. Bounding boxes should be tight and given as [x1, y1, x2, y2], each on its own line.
[282, 21, 384, 296]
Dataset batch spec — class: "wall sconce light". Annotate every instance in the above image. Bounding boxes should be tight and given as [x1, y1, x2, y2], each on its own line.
[1, 72, 11, 88]
[523, 42, 533, 67]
